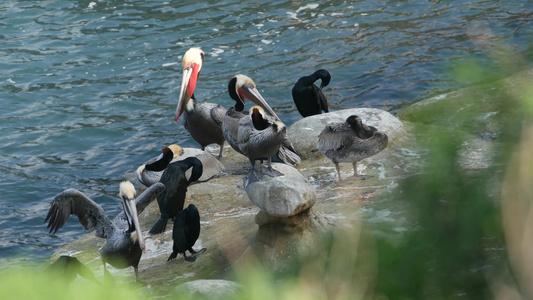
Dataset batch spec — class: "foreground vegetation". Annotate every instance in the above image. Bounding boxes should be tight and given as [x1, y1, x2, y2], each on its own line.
[3, 48, 533, 299]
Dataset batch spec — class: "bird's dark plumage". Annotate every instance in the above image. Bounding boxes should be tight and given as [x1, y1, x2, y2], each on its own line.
[317, 115, 388, 181]
[135, 145, 224, 187]
[46, 255, 99, 285]
[167, 204, 206, 262]
[149, 157, 203, 235]
[44, 181, 165, 281]
[223, 75, 300, 167]
[292, 69, 331, 117]
[237, 106, 287, 182]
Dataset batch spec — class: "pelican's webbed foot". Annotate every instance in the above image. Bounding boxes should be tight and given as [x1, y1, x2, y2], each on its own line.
[216, 144, 224, 160]
[246, 159, 261, 183]
[248, 169, 262, 183]
[261, 158, 284, 178]
[232, 166, 250, 176]
[265, 166, 283, 178]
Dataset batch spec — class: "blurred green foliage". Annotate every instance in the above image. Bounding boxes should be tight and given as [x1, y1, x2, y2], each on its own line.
[2, 41, 532, 299]
[0, 267, 143, 300]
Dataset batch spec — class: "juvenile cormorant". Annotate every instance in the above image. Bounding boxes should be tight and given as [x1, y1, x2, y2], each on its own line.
[317, 115, 388, 181]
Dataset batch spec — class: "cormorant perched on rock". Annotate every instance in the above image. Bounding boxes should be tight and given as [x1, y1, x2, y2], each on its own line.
[167, 204, 206, 262]
[44, 181, 165, 282]
[292, 69, 331, 117]
[149, 157, 203, 235]
[317, 115, 388, 182]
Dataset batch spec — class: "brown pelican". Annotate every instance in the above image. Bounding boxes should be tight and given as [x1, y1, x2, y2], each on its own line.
[149, 157, 203, 235]
[317, 115, 388, 181]
[292, 69, 331, 117]
[168, 203, 206, 262]
[174, 47, 226, 159]
[135, 144, 224, 186]
[223, 74, 300, 166]
[237, 106, 287, 182]
[44, 181, 165, 282]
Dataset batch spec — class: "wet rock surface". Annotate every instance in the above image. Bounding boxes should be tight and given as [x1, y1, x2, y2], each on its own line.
[45, 82, 504, 296]
[44, 108, 413, 296]
[175, 279, 242, 299]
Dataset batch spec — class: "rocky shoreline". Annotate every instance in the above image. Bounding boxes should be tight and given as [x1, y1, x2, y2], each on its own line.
[44, 66, 530, 296]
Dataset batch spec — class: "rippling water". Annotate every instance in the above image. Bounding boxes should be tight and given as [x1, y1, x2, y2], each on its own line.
[1, 0, 532, 267]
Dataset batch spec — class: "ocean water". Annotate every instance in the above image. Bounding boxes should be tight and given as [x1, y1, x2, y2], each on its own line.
[1, 0, 532, 268]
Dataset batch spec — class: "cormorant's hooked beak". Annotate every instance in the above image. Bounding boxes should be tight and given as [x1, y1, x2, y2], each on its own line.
[175, 63, 200, 123]
[239, 84, 281, 121]
[123, 195, 145, 252]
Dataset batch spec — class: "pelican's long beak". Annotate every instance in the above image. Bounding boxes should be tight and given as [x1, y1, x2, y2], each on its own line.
[123, 196, 145, 252]
[239, 84, 281, 121]
[174, 63, 200, 122]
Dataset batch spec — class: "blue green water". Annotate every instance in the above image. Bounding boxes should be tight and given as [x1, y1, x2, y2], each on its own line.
[1, 0, 532, 267]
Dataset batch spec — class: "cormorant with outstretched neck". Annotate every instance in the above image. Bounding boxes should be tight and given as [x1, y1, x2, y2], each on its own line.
[292, 69, 331, 117]
[149, 157, 203, 234]
[167, 203, 206, 262]
[44, 181, 165, 282]
[223, 74, 300, 166]
[317, 115, 388, 182]
[174, 47, 226, 159]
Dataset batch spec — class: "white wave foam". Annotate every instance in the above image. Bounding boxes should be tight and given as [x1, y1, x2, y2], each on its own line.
[296, 4, 319, 13]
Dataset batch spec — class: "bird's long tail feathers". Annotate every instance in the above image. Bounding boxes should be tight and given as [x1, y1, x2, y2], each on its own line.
[149, 218, 168, 235]
[278, 145, 301, 166]
[167, 251, 178, 262]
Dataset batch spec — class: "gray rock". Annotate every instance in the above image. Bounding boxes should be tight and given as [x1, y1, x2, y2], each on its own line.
[255, 207, 333, 227]
[235, 209, 335, 273]
[287, 108, 405, 159]
[244, 163, 316, 217]
[175, 279, 242, 299]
